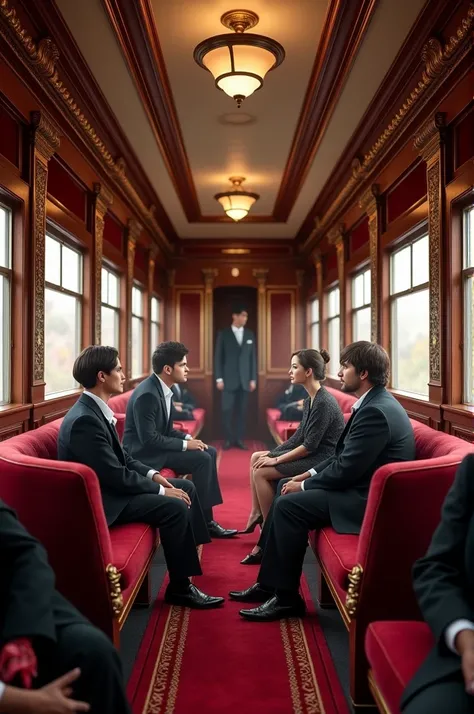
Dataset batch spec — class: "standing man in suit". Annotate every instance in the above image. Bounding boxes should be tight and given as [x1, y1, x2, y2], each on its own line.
[214, 305, 257, 450]
[401, 454, 474, 713]
[59, 346, 224, 610]
[123, 341, 237, 539]
[229, 341, 416, 621]
[0, 499, 130, 713]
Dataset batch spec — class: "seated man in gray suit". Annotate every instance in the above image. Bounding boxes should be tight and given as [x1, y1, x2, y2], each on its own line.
[58, 346, 224, 610]
[230, 341, 416, 621]
[123, 341, 237, 539]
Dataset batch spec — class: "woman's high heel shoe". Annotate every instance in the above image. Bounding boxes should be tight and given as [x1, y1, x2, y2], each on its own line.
[238, 514, 263, 534]
[240, 550, 263, 565]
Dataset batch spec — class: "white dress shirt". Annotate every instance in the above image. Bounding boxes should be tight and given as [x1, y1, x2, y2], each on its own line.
[83, 390, 165, 495]
[301, 388, 373, 490]
[0, 681, 4, 701]
[153, 375, 191, 451]
[445, 619, 474, 653]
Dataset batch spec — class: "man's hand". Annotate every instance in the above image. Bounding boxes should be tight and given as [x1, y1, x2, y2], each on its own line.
[455, 630, 474, 694]
[152, 473, 173, 489]
[249, 381, 256, 392]
[297, 399, 304, 407]
[187, 439, 208, 451]
[216, 381, 224, 391]
[281, 480, 304, 495]
[164, 488, 191, 506]
[0, 668, 90, 713]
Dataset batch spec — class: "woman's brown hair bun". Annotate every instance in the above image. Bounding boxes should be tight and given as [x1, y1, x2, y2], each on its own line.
[319, 349, 330, 364]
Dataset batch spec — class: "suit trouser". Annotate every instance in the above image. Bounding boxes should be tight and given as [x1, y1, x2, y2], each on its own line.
[160, 446, 223, 516]
[257, 478, 331, 593]
[222, 387, 249, 442]
[402, 672, 473, 714]
[114, 479, 202, 579]
[36, 618, 130, 714]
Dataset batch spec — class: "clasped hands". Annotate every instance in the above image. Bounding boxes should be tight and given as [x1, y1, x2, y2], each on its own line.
[152, 473, 192, 506]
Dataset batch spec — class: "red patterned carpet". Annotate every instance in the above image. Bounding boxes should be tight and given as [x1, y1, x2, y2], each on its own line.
[127, 441, 349, 714]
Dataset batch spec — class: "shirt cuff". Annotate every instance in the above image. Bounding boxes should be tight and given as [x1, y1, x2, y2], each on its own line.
[146, 469, 155, 480]
[159, 485, 165, 496]
[185, 434, 192, 440]
[308, 468, 317, 477]
[182, 440, 187, 451]
[0, 681, 5, 701]
[301, 481, 305, 491]
[216, 378, 223, 383]
[445, 619, 474, 653]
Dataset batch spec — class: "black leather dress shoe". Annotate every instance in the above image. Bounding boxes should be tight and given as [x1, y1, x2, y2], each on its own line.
[207, 520, 238, 538]
[223, 440, 233, 450]
[234, 440, 248, 450]
[229, 583, 272, 602]
[165, 583, 224, 609]
[239, 595, 305, 621]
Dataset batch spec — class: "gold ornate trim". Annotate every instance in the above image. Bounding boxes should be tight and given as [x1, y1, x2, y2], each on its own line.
[427, 161, 442, 384]
[253, 268, 268, 375]
[413, 112, 446, 160]
[345, 563, 363, 617]
[359, 185, 380, 343]
[106, 564, 123, 617]
[31, 110, 61, 159]
[0, 0, 171, 253]
[202, 268, 218, 374]
[304, 2, 474, 250]
[93, 183, 113, 345]
[280, 618, 326, 714]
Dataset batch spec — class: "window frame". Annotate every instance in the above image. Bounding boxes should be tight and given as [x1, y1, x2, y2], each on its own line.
[150, 293, 162, 359]
[100, 263, 121, 349]
[326, 285, 340, 375]
[308, 295, 320, 349]
[0, 202, 12, 405]
[462, 205, 474, 404]
[131, 282, 145, 379]
[389, 229, 429, 396]
[44, 230, 84, 397]
[351, 266, 371, 342]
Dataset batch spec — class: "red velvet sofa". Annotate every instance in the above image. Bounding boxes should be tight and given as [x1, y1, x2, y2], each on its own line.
[0, 420, 158, 648]
[266, 385, 356, 444]
[310, 421, 474, 708]
[108, 389, 205, 440]
[365, 620, 434, 714]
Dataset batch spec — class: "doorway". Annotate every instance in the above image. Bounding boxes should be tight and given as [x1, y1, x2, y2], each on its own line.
[212, 286, 258, 439]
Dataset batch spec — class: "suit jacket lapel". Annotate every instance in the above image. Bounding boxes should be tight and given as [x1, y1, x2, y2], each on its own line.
[336, 386, 386, 450]
[79, 394, 125, 463]
[152, 375, 172, 430]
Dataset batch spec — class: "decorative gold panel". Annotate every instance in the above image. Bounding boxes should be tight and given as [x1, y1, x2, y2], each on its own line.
[93, 183, 113, 345]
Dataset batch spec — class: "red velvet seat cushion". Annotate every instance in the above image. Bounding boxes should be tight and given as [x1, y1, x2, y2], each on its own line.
[108, 391, 132, 414]
[276, 421, 292, 440]
[326, 386, 357, 413]
[365, 621, 434, 714]
[191, 408, 205, 435]
[312, 528, 358, 602]
[109, 523, 158, 595]
[0, 420, 62, 459]
[266, 408, 281, 425]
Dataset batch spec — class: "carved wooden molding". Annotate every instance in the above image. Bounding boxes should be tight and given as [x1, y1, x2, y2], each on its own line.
[31, 110, 60, 385]
[148, 246, 158, 293]
[359, 184, 380, 342]
[252, 268, 269, 290]
[304, 3, 474, 250]
[414, 112, 446, 162]
[167, 268, 176, 288]
[312, 250, 323, 296]
[202, 268, 218, 374]
[253, 268, 268, 374]
[0, 0, 170, 253]
[427, 160, 442, 385]
[202, 268, 219, 291]
[93, 183, 113, 345]
[296, 269, 305, 288]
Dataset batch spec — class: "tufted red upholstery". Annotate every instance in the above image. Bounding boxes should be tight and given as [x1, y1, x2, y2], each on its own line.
[365, 621, 434, 714]
[266, 385, 355, 445]
[312, 419, 474, 706]
[0, 420, 158, 643]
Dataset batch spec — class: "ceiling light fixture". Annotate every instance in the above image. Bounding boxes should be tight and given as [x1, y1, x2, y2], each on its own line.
[193, 9, 285, 107]
[214, 176, 259, 221]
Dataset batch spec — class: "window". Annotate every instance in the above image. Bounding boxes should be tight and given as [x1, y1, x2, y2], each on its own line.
[150, 295, 162, 358]
[327, 287, 340, 373]
[131, 284, 144, 378]
[309, 297, 319, 349]
[101, 267, 120, 348]
[44, 233, 83, 396]
[352, 268, 371, 342]
[390, 234, 429, 396]
[463, 206, 474, 403]
[0, 205, 12, 404]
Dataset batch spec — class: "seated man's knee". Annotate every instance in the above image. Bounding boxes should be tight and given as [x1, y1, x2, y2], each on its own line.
[61, 623, 118, 667]
[207, 445, 217, 459]
[180, 479, 196, 496]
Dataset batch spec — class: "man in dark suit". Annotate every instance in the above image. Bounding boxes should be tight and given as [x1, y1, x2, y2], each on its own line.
[171, 383, 195, 421]
[123, 341, 237, 539]
[401, 454, 474, 713]
[58, 346, 224, 610]
[229, 341, 416, 621]
[276, 383, 307, 421]
[0, 499, 130, 713]
[214, 305, 257, 450]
